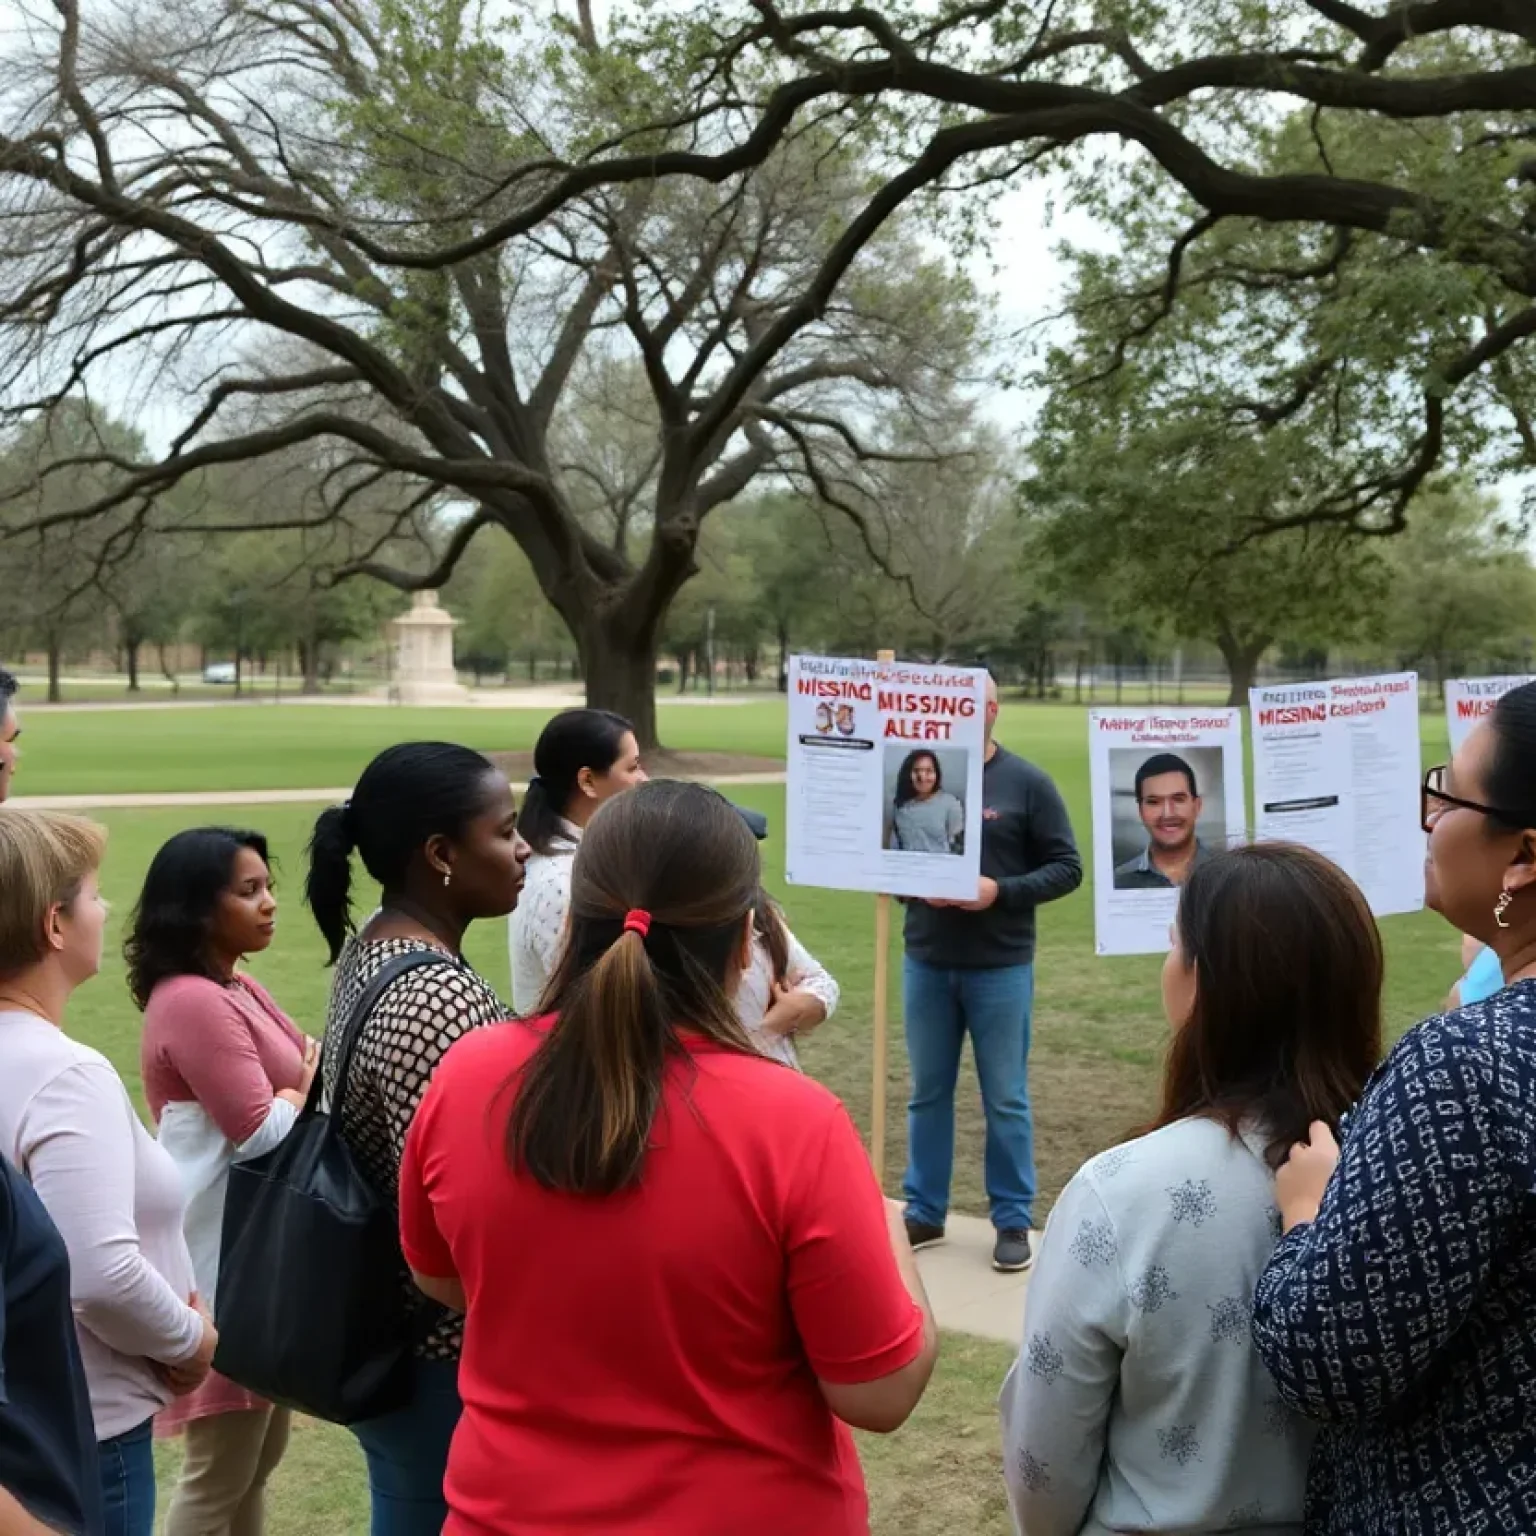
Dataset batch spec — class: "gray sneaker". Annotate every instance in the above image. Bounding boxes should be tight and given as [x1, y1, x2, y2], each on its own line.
[993, 1229, 1033, 1273]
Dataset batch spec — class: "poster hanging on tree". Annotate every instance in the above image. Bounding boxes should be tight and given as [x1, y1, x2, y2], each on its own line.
[1087, 707, 1247, 956]
[1250, 673, 1423, 917]
[1446, 677, 1534, 754]
[785, 655, 987, 901]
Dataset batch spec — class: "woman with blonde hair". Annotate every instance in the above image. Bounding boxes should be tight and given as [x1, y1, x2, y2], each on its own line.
[0, 810, 214, 1536]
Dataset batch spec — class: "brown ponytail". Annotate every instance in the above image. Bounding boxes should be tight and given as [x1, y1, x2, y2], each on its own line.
[754, 890, 791, 987]
[506, 780, 761, 1194]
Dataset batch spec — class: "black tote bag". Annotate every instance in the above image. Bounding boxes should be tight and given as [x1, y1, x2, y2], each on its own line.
[212, 949, 447, 1424]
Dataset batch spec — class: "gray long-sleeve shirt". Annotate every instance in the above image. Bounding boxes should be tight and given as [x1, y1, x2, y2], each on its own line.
[902, 744, 1081, 968]
[891, 790, 965, 854]
[1000, 1117, 1310, 1535]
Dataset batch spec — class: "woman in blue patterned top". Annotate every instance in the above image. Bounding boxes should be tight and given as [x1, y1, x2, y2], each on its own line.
[1254, 680, 1536, 1534]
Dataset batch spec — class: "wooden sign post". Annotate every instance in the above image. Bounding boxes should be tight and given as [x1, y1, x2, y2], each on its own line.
[870, 648, 895, 1179]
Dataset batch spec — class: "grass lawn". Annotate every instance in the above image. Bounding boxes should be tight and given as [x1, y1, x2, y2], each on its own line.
[35, 694, 1463, 1533]
[14, 699, 792, 796]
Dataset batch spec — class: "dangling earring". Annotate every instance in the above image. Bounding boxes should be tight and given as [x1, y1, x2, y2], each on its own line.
[1495, 890, 1513, 929]
[442, 871, 452, 890]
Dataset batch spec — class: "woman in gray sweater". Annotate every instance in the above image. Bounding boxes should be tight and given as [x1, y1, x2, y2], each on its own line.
[1000, 843, 1382, 1534]
[889, 750, 964, 855]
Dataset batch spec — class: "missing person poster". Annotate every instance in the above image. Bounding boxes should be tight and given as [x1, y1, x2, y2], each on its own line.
[1250, 673, 1422, 918]
[785, 655, 986, 900]
[1088, 708, 1246, 955]
[1446, 677, 1534, 754]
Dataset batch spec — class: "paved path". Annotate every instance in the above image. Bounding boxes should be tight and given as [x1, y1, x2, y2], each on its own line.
[10, 771, 788, 811]
[915, 1215, 1034, 1344]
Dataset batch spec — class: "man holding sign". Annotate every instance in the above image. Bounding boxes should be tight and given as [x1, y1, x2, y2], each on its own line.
[902, 678, 1082, 1272]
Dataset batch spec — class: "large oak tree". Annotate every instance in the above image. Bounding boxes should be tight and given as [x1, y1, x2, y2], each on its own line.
[0, 0, 980, 744]
[2, 0, 1534, 734]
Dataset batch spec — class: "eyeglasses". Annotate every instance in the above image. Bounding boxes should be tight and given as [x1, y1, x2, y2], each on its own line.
[1421, 765, 1520, 835]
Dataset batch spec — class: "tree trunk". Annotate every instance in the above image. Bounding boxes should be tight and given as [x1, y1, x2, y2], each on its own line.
[1216, 632, 1270, 707]
[676, 649, 692, 695]
[158, 643, 179, 694]
[527, 651, 537, 682]
[298, 608, 321, 694]
[777, 621, 790, 692]
[581, 628, 660, 749]
[47, 636, 62, 704]
[125, 638, 141, 692]
[299, 638, 321, 696]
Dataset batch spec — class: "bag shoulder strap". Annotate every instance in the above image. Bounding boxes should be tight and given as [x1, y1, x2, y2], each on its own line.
[329, 948, 463, 1108]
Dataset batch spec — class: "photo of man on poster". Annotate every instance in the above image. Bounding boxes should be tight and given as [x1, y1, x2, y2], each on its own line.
[1113, 752, 1211, 890]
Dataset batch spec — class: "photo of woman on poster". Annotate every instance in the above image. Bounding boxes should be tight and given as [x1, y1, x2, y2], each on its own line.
[888, 749, 966, 856]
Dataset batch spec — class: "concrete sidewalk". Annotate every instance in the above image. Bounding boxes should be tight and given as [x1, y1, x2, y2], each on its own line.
[915, 1214, 1034, 1345]
[10, 771, 788, 812]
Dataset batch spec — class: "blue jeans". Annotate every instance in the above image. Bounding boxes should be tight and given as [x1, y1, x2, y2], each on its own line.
[99, 1419, 156, 1536]
[902, 958, 1036, 1232]
[351, 1357, 463, 1536]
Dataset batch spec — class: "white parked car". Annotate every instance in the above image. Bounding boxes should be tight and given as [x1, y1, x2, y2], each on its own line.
[202, 662, 238, 685]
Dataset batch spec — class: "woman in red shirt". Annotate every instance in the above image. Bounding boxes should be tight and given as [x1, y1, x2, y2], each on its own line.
[401, 780, 937, 1535]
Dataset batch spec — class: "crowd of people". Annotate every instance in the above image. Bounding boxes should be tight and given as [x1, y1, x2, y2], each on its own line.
[0, 668, 1534, 1536]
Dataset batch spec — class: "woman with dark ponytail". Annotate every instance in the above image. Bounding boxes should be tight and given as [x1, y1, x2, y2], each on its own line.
[401, 780, 938, 1535]
[304, 743, 527, 1536]
[507, 709, 645, 1013]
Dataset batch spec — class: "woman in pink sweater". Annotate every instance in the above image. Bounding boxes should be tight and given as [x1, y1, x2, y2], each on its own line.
[130, 828, 316, 1536]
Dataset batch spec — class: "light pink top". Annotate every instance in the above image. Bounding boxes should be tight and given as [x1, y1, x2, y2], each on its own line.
[141, 973, 306, 1432]
[0, 1009, 201, 1440]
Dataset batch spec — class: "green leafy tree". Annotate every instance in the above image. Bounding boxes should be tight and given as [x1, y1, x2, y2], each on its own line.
[444, 533, 576, 683]
[1376, 483, 1536, 692]
[1025, 246, 1395, 702]
[732, 494, 847, 688]
[0, 401, 144, 700]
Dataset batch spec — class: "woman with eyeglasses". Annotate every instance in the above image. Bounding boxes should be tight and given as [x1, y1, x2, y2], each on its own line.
[1253, 680, 1536, 1533]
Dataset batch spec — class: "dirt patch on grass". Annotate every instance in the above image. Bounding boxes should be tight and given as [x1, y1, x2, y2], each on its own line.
[485, 748, 783, 781]
[861, 1332, 1018, 1535]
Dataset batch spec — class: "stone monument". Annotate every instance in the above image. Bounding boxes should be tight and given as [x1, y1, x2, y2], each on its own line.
[388, 590, 470, 705]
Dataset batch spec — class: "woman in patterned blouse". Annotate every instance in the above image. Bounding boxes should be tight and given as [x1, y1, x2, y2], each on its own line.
[305, 743, 528, 1536]
[1000, 843, 1381, 1534]
[1255, 681, 1536, 1534]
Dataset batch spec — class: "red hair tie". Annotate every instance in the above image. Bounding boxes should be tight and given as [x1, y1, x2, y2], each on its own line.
[622, 909, 652, 939]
